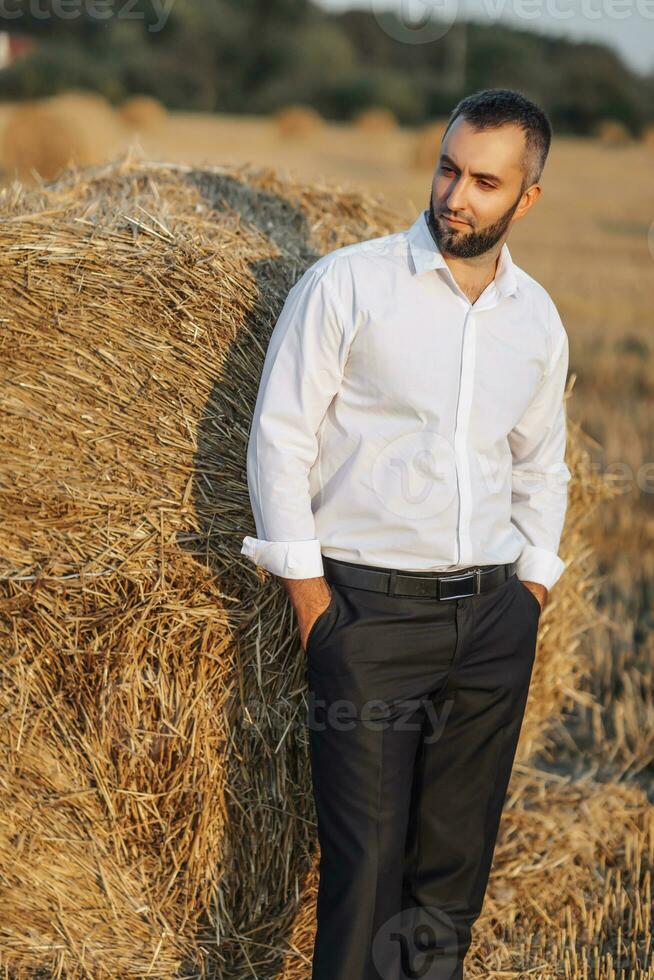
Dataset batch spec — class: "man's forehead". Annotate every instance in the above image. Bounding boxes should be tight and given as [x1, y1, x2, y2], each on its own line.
[440, 119, 526, 173]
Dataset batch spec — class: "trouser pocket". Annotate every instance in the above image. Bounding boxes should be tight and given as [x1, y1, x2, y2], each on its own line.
[517, 577, 541, 619]
[305, 588, 339, 654]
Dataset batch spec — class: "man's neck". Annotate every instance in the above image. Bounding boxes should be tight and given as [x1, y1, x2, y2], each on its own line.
[425, 207, 505, 305]
[443, 250, 501, 305]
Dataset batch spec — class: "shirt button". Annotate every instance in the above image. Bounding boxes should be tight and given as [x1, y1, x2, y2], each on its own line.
[287, 557, 297, 570]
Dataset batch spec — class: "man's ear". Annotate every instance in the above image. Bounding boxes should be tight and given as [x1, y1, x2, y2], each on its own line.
[512, 183, 542, 223]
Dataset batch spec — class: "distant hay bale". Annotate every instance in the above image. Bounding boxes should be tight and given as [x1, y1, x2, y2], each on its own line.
[41, 88, 128, 145]
[274, 103, 324, 138]
[412, 119, 448, 169]
[1, 102, 79, 182]
[0, 154, 627, 976]
[1, 90, 129, 183]
[353, 106, 398, 132]
[56, 86, 113, 109]
[595, 119, 632, 147]
[119, 94, 167, 130]
[641, 123, 654, 146]
[0, 99, 18, 144]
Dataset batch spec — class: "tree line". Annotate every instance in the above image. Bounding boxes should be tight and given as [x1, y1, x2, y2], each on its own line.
[0, 0, 652, 134]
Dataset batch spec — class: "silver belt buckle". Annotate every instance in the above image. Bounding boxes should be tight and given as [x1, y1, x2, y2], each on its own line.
[437, 567, 482, 600]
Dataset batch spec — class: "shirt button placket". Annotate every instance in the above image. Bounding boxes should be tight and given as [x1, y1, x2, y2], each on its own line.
[452, 303, 477, 567]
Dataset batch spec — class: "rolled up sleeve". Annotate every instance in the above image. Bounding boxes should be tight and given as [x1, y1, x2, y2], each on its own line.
[508, 306, 572, 591]
[241, 264, 349, 579]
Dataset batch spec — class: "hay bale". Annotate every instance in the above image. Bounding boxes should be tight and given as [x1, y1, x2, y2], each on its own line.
[412, 119, 448, 169]
[0, 99, 18, 141]
[0, 155, 399, 976]
[641, 123, 654, 146]
[0, 154, 621, 976]
[353, 106, 398, 132]
[1, 101, 79, 182]
[0, 648, 186, 977]
[1, 90, 129, 183]
[274, 103, 324, 138]
[595, 119, 632, 147]
[119, 94, 167, 130]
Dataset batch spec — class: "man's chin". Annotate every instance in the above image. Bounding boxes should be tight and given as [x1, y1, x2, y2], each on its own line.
[438, 226, 470, 248]
[439, 234, 479, 258]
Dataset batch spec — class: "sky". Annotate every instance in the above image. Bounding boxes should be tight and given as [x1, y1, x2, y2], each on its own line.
[317, 0, 654, 75]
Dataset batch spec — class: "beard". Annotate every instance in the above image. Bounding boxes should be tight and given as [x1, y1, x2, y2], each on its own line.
[427, 192, 522, 259]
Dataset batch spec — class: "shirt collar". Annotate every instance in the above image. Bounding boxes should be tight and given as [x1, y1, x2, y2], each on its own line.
[407, 208, 519, 299]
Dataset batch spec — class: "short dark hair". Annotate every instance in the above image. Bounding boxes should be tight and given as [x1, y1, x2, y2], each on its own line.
[442, 88, 552, 189]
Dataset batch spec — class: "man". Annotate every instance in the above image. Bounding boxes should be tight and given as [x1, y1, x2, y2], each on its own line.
[241, 88, 571, 980]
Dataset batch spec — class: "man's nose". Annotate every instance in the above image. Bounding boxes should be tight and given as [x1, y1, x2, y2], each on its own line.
[445, 176, 470, 213]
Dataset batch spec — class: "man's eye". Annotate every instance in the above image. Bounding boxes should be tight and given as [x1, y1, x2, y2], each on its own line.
[478, 181, 494, 189]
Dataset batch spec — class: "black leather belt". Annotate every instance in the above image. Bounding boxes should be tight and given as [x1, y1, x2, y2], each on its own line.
[322, 556, 518, 600]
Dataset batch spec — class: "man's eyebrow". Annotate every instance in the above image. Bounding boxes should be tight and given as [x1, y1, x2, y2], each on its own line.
[439, 153, 503, 184]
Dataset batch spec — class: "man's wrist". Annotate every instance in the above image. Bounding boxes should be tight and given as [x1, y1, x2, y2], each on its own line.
[282, 575, 332, 616]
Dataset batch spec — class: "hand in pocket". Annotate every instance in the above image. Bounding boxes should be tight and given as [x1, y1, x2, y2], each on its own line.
[300, 588, 334, 653]
[519, 579, 545, 616]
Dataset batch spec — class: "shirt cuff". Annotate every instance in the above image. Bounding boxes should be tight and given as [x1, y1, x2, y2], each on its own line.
[515, 545, 566, 591]
[240, 536, 324, 579]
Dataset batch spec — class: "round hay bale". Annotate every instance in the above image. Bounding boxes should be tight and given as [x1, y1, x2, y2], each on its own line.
[53, 87, 114, 112]
[641, 123, 654, 146]
[0, 652, 187, 977]
[0, 155, 400, 976]
[353, 106, 398, 132]
[0, 100, 18, 181]
[0, 154, 616, 976]
[595, 118, 632, 147]
[119, 94, 167, 130]
[45, 88, 128, 151]
[1, 101, 80, 182]
[412, 119, 448, 169]
[0, 99, 18, 131]
[1, 90, 129, 183]
[274, 103, 324, 138]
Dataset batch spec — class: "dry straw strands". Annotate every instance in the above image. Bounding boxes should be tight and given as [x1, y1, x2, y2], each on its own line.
[0, 151, 650, 978]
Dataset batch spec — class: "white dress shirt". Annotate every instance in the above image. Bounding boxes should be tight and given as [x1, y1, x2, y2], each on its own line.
[241, 208, 571, 591]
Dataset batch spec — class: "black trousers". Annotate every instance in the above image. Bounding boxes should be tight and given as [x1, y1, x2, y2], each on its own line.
[305, 559, 541, 980]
